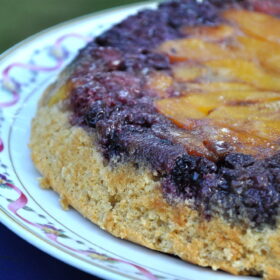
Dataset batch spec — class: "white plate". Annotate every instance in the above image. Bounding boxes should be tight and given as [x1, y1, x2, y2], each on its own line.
[0, 2, 259, 280]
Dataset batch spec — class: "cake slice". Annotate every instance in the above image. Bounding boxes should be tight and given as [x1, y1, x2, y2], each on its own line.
[30, 1, 280, 278]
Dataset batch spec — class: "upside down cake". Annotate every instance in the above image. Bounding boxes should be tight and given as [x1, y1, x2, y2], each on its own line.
[30, 0, 280, 278]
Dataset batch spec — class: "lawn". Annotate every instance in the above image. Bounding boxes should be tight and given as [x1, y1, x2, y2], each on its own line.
[0, 0, 148, 53]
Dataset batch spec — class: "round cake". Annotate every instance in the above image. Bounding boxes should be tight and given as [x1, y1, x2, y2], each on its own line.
[30, 0, 280, 279]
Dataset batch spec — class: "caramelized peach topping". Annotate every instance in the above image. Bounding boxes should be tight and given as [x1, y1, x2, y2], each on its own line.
[154, 8, 280, 158]
[223, 9, 280, 44]
[181, 24, 236, 42]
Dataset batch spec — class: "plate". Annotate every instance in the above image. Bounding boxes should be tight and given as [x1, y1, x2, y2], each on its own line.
[0, 2, 259, 280]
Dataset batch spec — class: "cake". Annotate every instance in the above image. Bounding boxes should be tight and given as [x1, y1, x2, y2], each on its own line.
[30, 0, 280, 279]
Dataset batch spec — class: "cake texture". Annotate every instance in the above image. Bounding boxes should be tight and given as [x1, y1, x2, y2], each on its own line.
[30, 0, 280, 279]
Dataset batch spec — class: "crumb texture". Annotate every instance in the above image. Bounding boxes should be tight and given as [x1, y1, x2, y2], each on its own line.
[30, 98, 280, 280]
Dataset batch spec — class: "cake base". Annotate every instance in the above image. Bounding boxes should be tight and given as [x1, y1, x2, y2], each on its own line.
[30, 83, 280, 280]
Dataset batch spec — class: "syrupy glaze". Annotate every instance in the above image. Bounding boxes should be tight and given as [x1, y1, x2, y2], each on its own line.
[67, 0, 280, 228]
[154, 16, 280, 159]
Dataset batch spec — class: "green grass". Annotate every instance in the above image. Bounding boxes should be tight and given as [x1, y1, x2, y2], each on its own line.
[0, 0, 150, 53]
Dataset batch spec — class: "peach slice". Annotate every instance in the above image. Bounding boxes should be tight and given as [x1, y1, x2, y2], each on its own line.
[236, 36, 280, 74]
[209, 106, 280, 142]
[188, 90, 280, 110]
[48, 82, 72, 106]
[171, 58, 280, 89]
[185, 82, 255, 92]
[173, 64, 206, 82]
[208, 104, 277, 122]
[261, 54, 280, 74]
[155, 97, 206, 129]
[242, 101, 280, 121]
[254, 120, 280, 140]
[157, 38, 231, 63]
[181, 24, 235, 42]
[169, 128, 218, 159]
[223, 9, 280, 44]
[157, 91, 280, 121]
[206, 59, 280, 91]
[209, 100, 280, 132]
[219, 127, 277, 157]
[146, 72, 173, 98]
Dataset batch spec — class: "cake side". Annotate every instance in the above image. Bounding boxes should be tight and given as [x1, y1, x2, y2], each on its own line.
[30, 93, 280, 279]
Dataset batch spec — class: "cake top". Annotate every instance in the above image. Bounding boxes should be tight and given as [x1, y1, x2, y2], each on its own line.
[55, 0, 280, 228]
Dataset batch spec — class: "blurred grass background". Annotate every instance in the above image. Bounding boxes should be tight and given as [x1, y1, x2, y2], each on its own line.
[0, 0, 150, 54]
